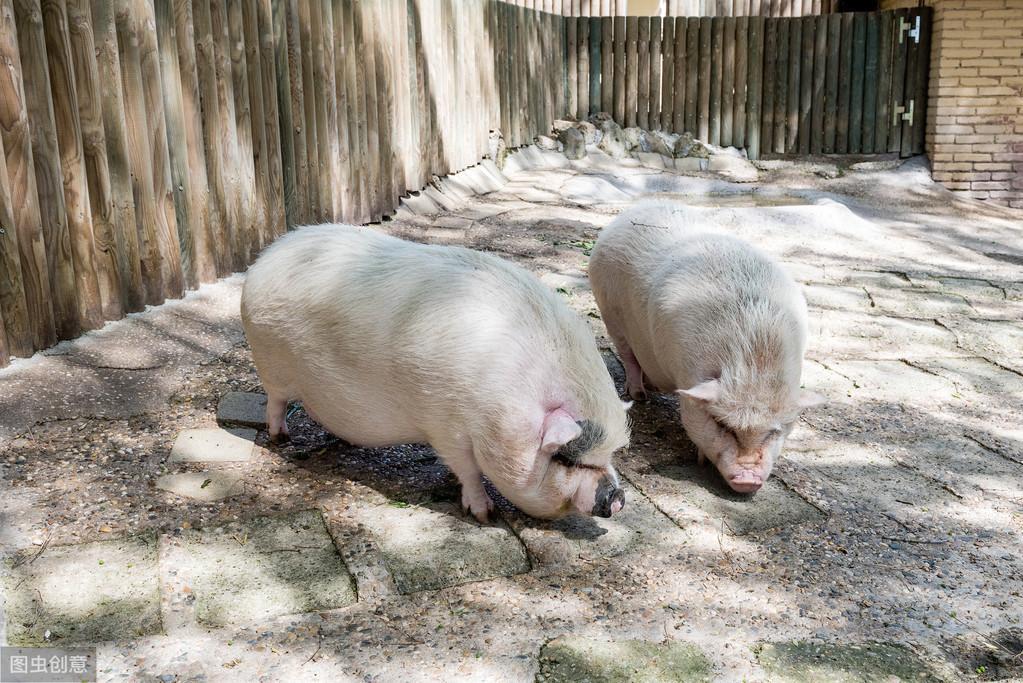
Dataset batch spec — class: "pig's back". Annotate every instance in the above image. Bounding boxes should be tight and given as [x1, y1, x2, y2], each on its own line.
[242, 224, 611, 446]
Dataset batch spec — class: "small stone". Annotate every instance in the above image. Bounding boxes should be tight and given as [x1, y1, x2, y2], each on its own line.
[168, 428, 257, 464]
[216, 391, 267, 429]
[535, 134, 560, 151]
[156, 472, 244, 502]
[557, 126, 587, 160]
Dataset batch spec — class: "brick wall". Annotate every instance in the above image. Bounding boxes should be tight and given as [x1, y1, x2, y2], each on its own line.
[882, 0, 1023, 208]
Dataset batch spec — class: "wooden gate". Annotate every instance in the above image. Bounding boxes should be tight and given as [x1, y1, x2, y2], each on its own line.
[564, 7, 932, 159]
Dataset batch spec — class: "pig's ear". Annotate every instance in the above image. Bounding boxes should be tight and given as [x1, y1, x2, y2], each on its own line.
[621, 400, 634, 411]
[677, 379, 720, 403]
[796, 389, 826, 410]
[540, 412, 583, 456]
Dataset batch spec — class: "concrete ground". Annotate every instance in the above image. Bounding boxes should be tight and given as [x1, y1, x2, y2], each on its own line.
[1, 144, 1021, 682]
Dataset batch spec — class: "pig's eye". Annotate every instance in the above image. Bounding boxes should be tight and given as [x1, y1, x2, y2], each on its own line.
[711, 416, 737, 441]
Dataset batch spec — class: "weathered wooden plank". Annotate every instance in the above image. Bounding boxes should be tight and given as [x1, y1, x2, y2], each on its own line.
[601, 16, 613, 114]
[910, 7, 931, 155]
[721, 17, 735, 145]
[849, 11, 866, 154]
[566, 15, 577, 123]
[888, 9, 907, 154]
[709, 17, 722, 145]
[760, 16, 776, 155]
[0, 124, 31, 358]
[170, 0, 218, 282]
[874, 9, 893, 154]
[733, 16, 748, 147]
[357, 0, 381, 216]
[90, 0, 143, 312]
[15, 0, 80, 336]
[210, 0, 248, 270]
[226, 0, 258, 254]
[673, 17, 686, 133]
[309, 0, 332, 220]
[637, 17, 649, 129]
[835, 11, 853, 153]
[371, 0, 395, 208]
[745, 15, 763, 159]
[116, 0, 166, 306]
[294, 0, 319, 220]
[685, 17, 699, 134]
[331, 0, 354, 222]
[613, 15, 625, 123]
[811, 13, 826, 154]
[256, 0, 285, 238]
[862, 11, 879, 153]
[193, 0, 233, 272]
[589, 16, 600, 117]
[798, 15, 814, 154]
[577, 12, 589, 119]
[66, 0, 123, 319]
[649, 17, 661, 129]
[271, 0, 296, 226]
[625, 16, 637, 127]
[241, 0, 276, 239]
[661, 17, 674, 132]
[773, 17, 788, 153]
[823, 13, 840, 154]
[697, 17, 710, 141]
[155, 0, 197, 289]
[785, 16, 801, 153]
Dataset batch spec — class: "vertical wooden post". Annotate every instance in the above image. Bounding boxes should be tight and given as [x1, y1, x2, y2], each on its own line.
[242, 0, 275, 242]
[613, 15, 625, 123]
[227, 0, 260, 260]
[661, 17, 674, 131]
[601, 16, 613, 115]
[0, 0, 56, 347]
[625, 16, 637, 127]
[0, 128, 31, 359]
[733, 15, 748, 148]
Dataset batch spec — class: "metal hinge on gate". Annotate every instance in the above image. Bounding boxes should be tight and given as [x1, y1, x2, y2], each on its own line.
[893, 100, 916, 126]
[899, 15, 922, 44]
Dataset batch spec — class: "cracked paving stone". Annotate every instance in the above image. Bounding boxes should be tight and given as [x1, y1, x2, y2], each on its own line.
[864, 286, 976, 318]
[168, 427, 257, 464]
[3, 533, 161, 645]
[216, 392, 267, 429]
[506, 481, 682, 568]
[538, 636, 712, 683]
[156, 472, 244, 502]
[354, 501, 529, 594]
[624, 460, 825, 536]
[806, 310, 967, 361]
[178, 510, 356, 627]
[821, 359, 959, 405]
[755, 641, 947, 682]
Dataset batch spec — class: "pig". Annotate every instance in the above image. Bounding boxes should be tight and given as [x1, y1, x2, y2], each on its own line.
[588, 200, 823, 494]
[241, 224, 629, 521]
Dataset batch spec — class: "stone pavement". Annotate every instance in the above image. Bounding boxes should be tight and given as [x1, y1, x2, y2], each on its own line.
[1, 146, 1021, 681]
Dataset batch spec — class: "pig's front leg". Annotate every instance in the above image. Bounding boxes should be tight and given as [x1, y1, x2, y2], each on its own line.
[436, 440, 494, 523]
[614, 340, 647, 400]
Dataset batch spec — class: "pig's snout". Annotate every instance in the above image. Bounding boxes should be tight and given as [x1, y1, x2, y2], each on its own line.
[728, 469, 763, 494]
[592, 476, 625, 518]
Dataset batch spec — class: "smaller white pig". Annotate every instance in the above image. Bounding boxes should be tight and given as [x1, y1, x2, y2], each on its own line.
[242, 224, 629, 521]
[589, 201, 823, 493]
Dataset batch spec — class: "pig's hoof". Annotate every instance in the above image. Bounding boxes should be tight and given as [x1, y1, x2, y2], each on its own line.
[268, 431, 291, 445]
[462, 491, 495, 523]
[626, 384, 647, 401]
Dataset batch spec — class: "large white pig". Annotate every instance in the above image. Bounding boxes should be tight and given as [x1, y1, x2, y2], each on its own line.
[589, 201, 822, 494]
[241, 224, 629, 521]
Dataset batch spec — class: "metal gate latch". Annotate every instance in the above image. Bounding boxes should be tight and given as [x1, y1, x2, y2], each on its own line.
[893, 100, 915, 126]
[899, 15, 922, 44]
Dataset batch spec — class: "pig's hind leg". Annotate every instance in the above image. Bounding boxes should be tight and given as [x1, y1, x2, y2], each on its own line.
[266, 393, 291, 443]
[608, 332, 648, 400]
[434, 438, 494, 523]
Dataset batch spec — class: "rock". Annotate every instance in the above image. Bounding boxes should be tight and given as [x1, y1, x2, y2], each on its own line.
[156, 472, 244, 502]
[587, 111, 613, 125]
[356, 501, 529, 594]
[622, 126, 646, 152]
[674, 131, 709, 158]
[168, 428, 257, 464]
[4, 533, 162, 645]
[756, 641, 945, 682]
[647, 130, 675, 156]
[179, 510, 357, 627]
[561, 177, 634, 204]
[574, 120, 598, 144]
[557, 126, 587, 160]
[539, 636, 712, 683]
[535, 134, 560, 151]
[552, 118, 577, 132]
[637, 152, 666, 170]
[675, 157, 706, 172]
[216, 391, 267, 429]
[597, 120, 629, 158]
[708, 154, 759, 182]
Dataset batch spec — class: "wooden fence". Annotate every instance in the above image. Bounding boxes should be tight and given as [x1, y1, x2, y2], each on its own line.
[0, 0, 563, 367]
[664, 1, 839, 16]
[563, 7, 930, 159]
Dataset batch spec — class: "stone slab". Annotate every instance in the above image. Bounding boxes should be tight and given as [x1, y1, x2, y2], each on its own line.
[216, 391, 267, 429]
[4, 533, 162, 645]
[539, 636, 712, 683]
[756, 641, 945, 682]
[357, 501, 529, 594]
[168, 428, 257, 464]
[507, 481, 682, 568]
[156, 472, 244, 502]
[864, 286, 976, 318]
[178, 510, 356, 627]
[806, 310, 967, 360]
[626, 461, 825, 536]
